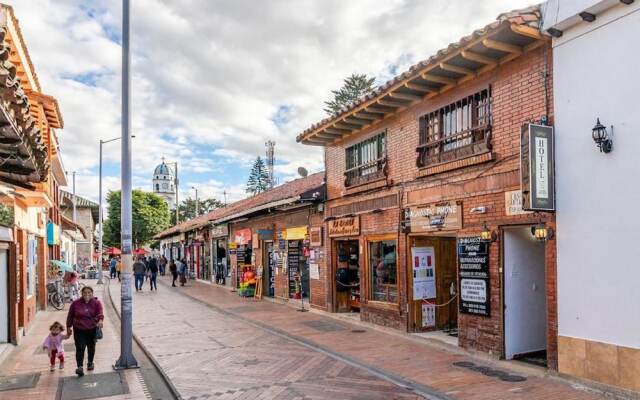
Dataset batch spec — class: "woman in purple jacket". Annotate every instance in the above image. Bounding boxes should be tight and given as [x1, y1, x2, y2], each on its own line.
[66, 286, 104, 377]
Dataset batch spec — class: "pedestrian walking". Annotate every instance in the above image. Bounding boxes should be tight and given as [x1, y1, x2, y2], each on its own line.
[42, 321, 69, 371]
[66, 286, 104, 377]
[159, 256, 167, 276]
[115, 256, 122, 282]
[67, 271, 80, 301]
[179, 258, 187, 286]
[133, 256, 146, 292]
[148, 257, 158, 291]
[169, 259, 178, 287]
[109, 257, 117, 279]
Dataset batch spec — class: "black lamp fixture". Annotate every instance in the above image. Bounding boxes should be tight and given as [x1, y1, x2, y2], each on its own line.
[592, 118, 613, 153]
[531, 223, 554, 241]
[480, 222, 497, 242]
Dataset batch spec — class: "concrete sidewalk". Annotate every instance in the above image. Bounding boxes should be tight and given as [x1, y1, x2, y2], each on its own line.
[0, 280, 147, 400]
[111, 274, 617, 400]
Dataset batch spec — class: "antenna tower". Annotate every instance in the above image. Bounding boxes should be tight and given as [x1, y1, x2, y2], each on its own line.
[265, 140, 276, 188]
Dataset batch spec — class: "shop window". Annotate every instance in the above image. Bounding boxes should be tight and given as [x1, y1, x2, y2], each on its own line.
[417, 87, 492, 168]
[345, 132, 387, 187]
[368, 240, 397, 303]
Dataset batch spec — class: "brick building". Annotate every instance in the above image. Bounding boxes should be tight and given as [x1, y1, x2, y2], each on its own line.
[298, 7, 559, 368]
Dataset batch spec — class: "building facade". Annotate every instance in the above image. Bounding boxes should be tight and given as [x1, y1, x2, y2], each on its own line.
[60, 190, 98, 270]
[543, 0, 640, 392]
[299, 7, 559, 367]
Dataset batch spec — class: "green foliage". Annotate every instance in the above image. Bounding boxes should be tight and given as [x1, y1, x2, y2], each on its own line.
[103, 190, 171, 248]
[171, 197, 225, 224]
[246, 156, 269, 195]
[324, 73, 376, 116]
[0, 203, 13, 226]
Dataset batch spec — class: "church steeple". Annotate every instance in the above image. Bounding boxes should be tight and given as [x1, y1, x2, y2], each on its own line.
[153, 158, 176, 209]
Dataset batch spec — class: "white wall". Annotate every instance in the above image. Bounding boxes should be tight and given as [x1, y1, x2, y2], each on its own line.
[553, 2, 640, 349]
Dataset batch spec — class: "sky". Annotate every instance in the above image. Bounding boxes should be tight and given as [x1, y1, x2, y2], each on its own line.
[6, 0, 537, 207]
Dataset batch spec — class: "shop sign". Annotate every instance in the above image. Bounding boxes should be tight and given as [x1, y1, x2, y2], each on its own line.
[309, 227, 322, 247]
[411, 247, 436, 300]
[521, 123, 555, 211]
[403, 201, 462, 233]
[210, 224, 228, 237]
[257, 229, 274, 240]
[234, 229, 251, 245]
[328, 216, 360, 238]
[505, 190, 532, 216]
[0, 226, 12, 242]
[47, 222, 60, 246]
[458, 236, 490, 317]
[284, 226, 307, 241]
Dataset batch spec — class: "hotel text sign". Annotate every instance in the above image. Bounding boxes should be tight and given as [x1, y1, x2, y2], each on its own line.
[328, 216, 360, 237]
[521, 123, 555, 211]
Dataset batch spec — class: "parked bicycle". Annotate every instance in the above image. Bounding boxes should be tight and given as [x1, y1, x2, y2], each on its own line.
[47, 280, 64, 310]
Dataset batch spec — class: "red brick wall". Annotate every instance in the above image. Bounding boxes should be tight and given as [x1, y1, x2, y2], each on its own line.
[322, 45, 557, 365]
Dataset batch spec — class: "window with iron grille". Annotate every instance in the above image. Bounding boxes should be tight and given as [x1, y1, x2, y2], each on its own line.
[416, 87, 492, 168]
[344, 132, 387, 187]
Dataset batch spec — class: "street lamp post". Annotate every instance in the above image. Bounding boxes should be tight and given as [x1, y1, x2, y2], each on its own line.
[115, 0, 138, 370]
[165, 161, 179, 223]
[192, 186, 199, 217]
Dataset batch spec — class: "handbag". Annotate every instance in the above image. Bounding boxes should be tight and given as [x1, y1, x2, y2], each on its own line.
[95, 327, 103, 340]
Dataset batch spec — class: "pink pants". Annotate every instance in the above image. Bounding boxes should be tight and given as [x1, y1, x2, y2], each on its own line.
[49, 349, 64, 365]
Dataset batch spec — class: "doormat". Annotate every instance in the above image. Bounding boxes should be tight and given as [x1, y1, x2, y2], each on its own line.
[301, 320, 347, 332]
[452, 361, 526, 383]
[56, 371, 129, 400]
[0, 373, 40, 392]
[34, 343, 76, 354]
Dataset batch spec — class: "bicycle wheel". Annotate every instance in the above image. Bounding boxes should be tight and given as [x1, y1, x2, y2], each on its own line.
[50, 293, 64, 310]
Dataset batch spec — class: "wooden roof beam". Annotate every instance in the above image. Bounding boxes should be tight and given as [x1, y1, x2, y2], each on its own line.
[439, 62, 475, 77]
[325, 127, 350, 135]
[353, 112, 382, 121]
[315, 132, 342, 139]
[510, 24, 542, 40]
[334, 122, 360, 130]
[482, 39, 522, 55]
[364, 106, 392, 114]
[376, 99, 407, 108]
[343, 116, 370, 126]
[421, 73, 456, 85]
[404, 82, 435, 93]
[461, 50, 498, 66]
[388, 92, 422, 102]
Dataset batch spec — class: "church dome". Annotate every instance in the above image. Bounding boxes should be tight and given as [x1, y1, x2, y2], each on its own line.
[154, 161, 174, 177]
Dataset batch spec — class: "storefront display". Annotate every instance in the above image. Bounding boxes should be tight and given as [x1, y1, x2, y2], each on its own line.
[368, 240, 397, 303]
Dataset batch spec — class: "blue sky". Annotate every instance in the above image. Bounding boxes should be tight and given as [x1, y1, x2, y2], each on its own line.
[6, 0, 537, 207]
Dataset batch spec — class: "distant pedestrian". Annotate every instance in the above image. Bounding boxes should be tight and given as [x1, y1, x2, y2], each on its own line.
[148, 257, 158, 291]
[159, 256, 167, 276]
[115, 257, 122, 282]
[109, 257, 117, 279]
[179, 258, 187, 286]
[68, 271, 80, 301]
[133, 256, 146, 292]
[42, 321, 69, 371]
[169, 259, 178, 287]
[66, 286, 104, 377]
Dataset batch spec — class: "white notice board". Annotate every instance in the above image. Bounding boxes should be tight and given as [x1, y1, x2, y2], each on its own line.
[412, 247, 436, 300]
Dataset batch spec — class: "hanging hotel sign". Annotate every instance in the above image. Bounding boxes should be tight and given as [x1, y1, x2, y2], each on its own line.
[403, 201, 462, 232]
[328, 216, 360, 237]
[210, 224, 228, 238]
[458, 236, 490, 317]
[521, 123, 555, 211]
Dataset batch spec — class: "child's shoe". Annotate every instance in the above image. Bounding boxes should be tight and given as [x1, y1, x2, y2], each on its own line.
[50, 364, 55, 372]
[59, 362, 64, 370]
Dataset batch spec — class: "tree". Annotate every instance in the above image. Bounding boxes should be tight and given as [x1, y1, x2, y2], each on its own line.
[246, 156, 269, 195]
[171, 197, 225, 224]
[324, 73, 376, 116]
[103, 190, 171, 248]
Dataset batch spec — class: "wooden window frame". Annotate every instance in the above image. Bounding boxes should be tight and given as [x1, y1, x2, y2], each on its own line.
[364, 233, 399, 307]
[416, 87, 492, 169]
[344, 131, 388, 187]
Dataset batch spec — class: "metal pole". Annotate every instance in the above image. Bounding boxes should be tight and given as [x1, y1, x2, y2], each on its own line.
[97, 141, 104, 285]
[175, 163, 179, 223]
[72, 171, 77, 223]
[115, 0, 138, 370]
[194, 188, 199, 217]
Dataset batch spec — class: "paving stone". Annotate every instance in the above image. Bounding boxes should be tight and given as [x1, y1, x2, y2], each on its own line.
[57, 371, 128, 400]
[0, 373, 40, 392]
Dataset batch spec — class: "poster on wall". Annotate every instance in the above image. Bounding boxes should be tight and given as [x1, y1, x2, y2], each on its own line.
[309, 263, 320, 280]
[422, 303, 436, 328]
[458, 236, 490, 317]
[412, 247, 436, 300]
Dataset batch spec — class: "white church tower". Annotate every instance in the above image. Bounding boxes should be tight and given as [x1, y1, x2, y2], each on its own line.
[153, 158, 176, 210]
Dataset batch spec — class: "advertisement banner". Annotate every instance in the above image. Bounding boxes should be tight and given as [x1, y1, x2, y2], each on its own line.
[412, 247, 436, 300]
[458, 236, 490, 317]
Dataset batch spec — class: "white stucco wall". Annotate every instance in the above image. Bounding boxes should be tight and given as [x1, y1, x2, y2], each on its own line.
[552, 1, 640, 348]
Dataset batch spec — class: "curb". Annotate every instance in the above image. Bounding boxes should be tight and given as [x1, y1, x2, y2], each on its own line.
[105, 278, 182, 400]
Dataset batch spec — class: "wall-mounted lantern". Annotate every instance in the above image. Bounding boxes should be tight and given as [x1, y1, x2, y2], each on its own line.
[592, 118, 613, 153]
[531, 223, 554, 241]
[480, 222, 497, 242]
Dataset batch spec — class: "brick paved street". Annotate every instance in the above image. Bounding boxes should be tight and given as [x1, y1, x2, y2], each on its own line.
[108, 276, 610, 400]
[0, 282, 147, 400]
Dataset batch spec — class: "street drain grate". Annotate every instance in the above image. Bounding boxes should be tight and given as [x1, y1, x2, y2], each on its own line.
[301, 320, 347, 332]
[0, 373, 40, 391]
[34, 343, 76, 354]
[452, 361, 526, 383]
[57, 371, 128, 400]
[351, 329, 366, 333]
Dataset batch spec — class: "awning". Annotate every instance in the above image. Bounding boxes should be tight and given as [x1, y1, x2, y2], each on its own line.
[50, 259, 74, 273]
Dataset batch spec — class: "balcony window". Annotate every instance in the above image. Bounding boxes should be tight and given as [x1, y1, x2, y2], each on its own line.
[417, 88, 492, 168]
[345, 132, 387, 187]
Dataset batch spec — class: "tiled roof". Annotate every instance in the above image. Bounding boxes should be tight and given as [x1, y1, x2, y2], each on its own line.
[155, 172, 325, 239]
[297, 5, 544, 145]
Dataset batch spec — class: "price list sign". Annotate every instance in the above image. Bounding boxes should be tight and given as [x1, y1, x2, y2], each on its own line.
[458, 237, 490, 317]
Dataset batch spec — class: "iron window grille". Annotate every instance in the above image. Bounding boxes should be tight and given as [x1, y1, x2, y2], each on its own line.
[344, 131, 387, 187]
[417, 87, 492, 168]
